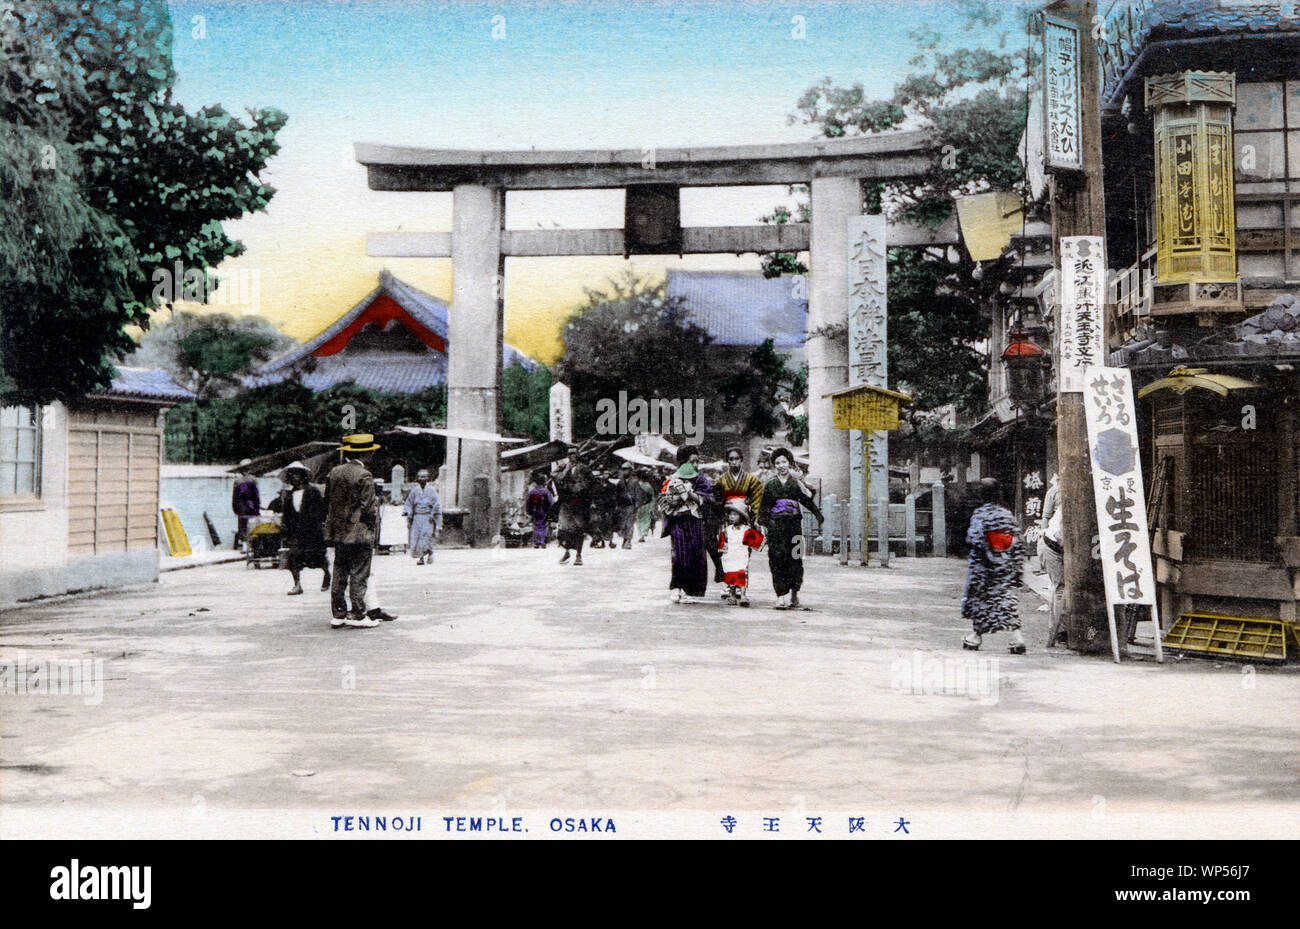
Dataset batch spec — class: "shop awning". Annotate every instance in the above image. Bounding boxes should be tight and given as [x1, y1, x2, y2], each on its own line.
[1137, 366, 1260, 400]
[613, 446, 670, 468]
[501, 440, 572, 471]
[393, 425, 528, 443]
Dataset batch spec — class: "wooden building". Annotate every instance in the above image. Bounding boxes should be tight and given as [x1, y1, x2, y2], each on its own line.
[0, 368, 194, 606]
[978, 1, 1300, 627]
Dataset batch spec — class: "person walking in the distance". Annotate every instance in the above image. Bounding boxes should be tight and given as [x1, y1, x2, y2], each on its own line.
[613, 461, 641, 549]
[961, 478, 1027, 654]
[403, 468, 442, 565]
[634, 468, 656, 543]
[324, 433, 391, 629]
[554, 460, 592, 566]
[231, 460, 260, 550]
[267, 461, 330, 595]
[525, 470, 553, 548]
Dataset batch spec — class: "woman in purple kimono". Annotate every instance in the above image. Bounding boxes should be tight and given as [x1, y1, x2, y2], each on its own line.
[655, 445, 714, 602]
[525, 470, 553, 548]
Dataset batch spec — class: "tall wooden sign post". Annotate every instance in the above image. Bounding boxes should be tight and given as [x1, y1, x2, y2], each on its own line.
[1046, 0, 1110, 651]
[846, 215, 889, 565]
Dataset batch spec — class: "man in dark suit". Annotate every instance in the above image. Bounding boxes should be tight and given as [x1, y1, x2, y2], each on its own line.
[267, 461, 330, 595]
[324, 434, 392, 629]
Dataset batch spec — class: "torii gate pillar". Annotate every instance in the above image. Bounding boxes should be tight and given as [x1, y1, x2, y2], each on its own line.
[447, 184, 505, 520]
[807, 175, 861, 501]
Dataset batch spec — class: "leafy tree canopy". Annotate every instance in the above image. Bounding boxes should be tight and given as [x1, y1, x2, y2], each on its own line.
[761, 0, 1034, 418]
[502, 361, 552, 443]
[555, 272, 719, 438]
[122, 309, 296, 399]
[556, 271, 799, 442]
[0, 0, 286, 405]
[165, 381, 448, 464]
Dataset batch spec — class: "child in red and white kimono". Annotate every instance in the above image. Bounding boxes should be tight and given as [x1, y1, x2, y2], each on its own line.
[718, 500, 764, 607]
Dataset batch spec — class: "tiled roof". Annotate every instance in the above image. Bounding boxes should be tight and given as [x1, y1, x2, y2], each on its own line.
[245, 351, 448, 393]
[665, 270, 806, 349]
[1142, 0, 1294, 37]
[99, 367, 196, 403]
[1112, 293, 1300, 368]
[246, 272, 538, 393]
[1101, 1, 1298, 106]
[252, 271, 451, 378]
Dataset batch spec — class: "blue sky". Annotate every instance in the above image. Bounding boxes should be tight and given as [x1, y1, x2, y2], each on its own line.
[162, 0, 1023, 359]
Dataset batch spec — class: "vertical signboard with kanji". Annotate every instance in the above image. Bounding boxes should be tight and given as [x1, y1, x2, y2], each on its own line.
[549, 381, 572, 444]
[1084, 366, 1159, 661]
[1043, 14, 1082, 172]
[847, 215, 888, 561]
[1058, 236, 1107, 393]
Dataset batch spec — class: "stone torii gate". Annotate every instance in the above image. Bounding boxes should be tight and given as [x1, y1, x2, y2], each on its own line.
[354, 133, 954, 529]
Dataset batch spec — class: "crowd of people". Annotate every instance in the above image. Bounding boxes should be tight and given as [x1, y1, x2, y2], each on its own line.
[527, 444, 825, 610]
[237, 433, 1047, 648]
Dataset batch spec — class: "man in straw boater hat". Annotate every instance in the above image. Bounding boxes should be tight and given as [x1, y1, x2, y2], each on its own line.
[324, 433, 393, 629]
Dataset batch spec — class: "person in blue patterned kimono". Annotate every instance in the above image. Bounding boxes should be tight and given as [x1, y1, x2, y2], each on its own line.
[961, 479, 1027, 654]
[403, 469, 442, 565]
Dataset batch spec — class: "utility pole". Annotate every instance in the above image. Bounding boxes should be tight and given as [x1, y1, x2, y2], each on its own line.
[1048, 0, 1110, 651]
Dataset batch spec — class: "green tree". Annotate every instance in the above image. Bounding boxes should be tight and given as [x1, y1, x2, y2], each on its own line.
[762, 0, 1031, 416]
[0, 0, 285, 404]
[123, 309, 295, 400]
[557, 272, 799, 442]
[164, 382, 448, 463]
[715, 339, 796, 439]
[502, 361, 552, 442]
[555, 272, 720, 438]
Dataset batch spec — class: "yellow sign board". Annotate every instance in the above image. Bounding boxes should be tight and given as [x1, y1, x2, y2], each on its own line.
[825, 383, 912, 432]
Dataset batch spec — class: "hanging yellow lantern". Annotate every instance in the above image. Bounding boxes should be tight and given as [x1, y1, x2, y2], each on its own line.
[1146, 71, 1240, 311]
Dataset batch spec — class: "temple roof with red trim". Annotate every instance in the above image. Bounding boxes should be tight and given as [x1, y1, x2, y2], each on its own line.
[245, 272, 538, 393]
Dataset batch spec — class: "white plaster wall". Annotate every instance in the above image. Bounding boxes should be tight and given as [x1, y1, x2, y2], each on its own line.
[0, 402, 71, 603]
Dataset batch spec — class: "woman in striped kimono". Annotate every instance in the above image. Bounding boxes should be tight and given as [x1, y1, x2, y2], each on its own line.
[961, 479, 1027, 654]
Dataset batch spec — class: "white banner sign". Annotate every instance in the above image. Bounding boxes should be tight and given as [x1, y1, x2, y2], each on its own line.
[1043, 14, 1082, 172]
[549, 382, 572, 444]
[1058, 235, 1106, 393]
[1084, 366, 1154, 607]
